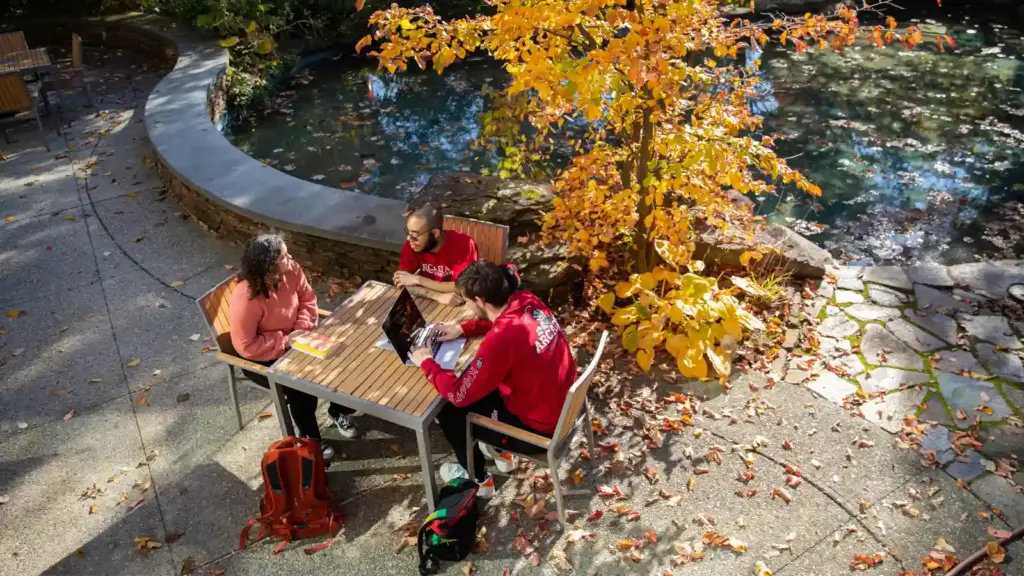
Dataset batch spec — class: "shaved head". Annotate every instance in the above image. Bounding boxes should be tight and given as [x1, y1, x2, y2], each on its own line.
[409, 203, 443, 231]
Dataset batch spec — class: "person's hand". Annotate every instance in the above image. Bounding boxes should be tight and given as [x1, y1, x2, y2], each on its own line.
[409, 346, 433, 367]
[393, 271, 420, 288]
[433, 322, 464, 342]
[439, 292, 465, 307]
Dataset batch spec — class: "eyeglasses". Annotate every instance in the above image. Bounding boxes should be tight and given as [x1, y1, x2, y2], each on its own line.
[406, 228, 433, 239]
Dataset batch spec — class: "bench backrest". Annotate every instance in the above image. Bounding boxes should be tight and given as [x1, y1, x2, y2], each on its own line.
[0, 32, 28, 57]
[552, 331, 609, 446]
[443, 215, 508, 265]
[196, 274, 240, 356]
[72, 33, 83, 70]
[0, 74, 31, 115]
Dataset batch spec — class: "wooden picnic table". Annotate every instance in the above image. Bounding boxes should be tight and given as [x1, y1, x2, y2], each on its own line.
[0, 48, 52, 75]
[268, 281, 482, 511]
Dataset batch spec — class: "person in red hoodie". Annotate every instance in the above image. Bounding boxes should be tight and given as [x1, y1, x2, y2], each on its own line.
[410, 261, 577, 496]
[393, 203, 478, 306]
[228, 234, 358, 465]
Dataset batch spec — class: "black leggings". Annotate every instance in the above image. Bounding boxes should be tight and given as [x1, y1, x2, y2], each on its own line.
[242, 360, 352, 441]
[437, 389, 549, 481]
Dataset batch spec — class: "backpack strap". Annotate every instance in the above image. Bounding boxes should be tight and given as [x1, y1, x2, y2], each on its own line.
[302, 511, 344, 555]
[238, 517, 270, 550]
[417, 520, 442, 576]
[272, 517, 293, 555]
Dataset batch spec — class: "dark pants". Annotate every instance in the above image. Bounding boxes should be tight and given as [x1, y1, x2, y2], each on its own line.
[437, 389, 548, 481]
[243, 360, 353, 442]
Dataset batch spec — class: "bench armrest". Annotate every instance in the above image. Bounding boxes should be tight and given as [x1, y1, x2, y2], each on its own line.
[468, 414, 550, 449]
[216, 352, 270, 373]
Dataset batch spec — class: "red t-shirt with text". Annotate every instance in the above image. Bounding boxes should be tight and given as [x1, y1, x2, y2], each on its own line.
[398, 230, 478, 282]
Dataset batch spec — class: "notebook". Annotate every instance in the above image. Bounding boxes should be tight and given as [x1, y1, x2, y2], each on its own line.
[291, 332, 342, 360]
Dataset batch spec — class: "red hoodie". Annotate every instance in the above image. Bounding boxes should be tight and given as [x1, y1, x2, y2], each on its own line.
[420, 291, 576, 435]
[398, 230, 478, 282]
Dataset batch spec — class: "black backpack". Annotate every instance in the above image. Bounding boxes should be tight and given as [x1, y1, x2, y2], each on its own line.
[417, 478, 479, 575]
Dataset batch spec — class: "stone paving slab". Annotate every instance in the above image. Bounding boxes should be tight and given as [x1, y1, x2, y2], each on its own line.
[0, 395, 174, 576]
[957, 313, 1023, 349]
[936, 372, 1012, 425]
[861, 324, 924, 370]
[844, 303, 901, 323]
[867, 284, 908, 306]
[931, 350, 987, 376]
[776, 521, 904, 576]
[863, 266, 912, 292]
[886, 318, 947, 353]
[857, 368, 931, 395]
[860, 388, 929, 433]
[91, 187, 238, 283]
[0, 149, 82, 221]
[101, 270, 219, 391]
[905, 264, 954, 287]
[0, 206, 99, 308]
[914, 283, 972, 313]
[903, 310, 958, 345]
[819, 315, 858, 338]
[976, 344, 1024, 383]
[0, 281, 126, 436]
[948, 261, 1024, 300]
[835, 289, 863, 304]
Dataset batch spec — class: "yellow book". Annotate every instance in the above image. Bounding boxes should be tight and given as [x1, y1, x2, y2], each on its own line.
[291, 333, 341, 360]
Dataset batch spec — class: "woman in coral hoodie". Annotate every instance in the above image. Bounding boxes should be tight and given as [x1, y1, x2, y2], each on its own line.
[410, 261, 576, 496]
[228, 234, 357, 464]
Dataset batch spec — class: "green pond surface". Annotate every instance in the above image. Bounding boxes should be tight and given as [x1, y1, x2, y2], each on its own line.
[227, 10, 1024, 265]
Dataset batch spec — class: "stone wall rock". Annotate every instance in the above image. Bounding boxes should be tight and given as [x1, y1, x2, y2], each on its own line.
[694, 223, 835, 279]
[155, 159, 398, 282]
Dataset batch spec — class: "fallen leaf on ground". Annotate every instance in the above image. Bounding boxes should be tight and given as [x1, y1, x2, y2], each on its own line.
[209, 568, 226, 576]
[849, 553, 884, 570]
[179, 556, 195, 575]
[6, 310, 22, 319]
[169, 281, 184, 288]
[570, 468, 583, 486]
[137, 391, 149, 406]
[176, 393, 190, 403]
[63, 409, 75, 421]
[126, 357, 141, 367]
[89, 504, 98, 514]
[986, 541, 1006, 563]
[988, 527, 1012, 539]
[754, 560, 773, 576]
[257, 411, 274, 420]
[586, 510, 604, 521]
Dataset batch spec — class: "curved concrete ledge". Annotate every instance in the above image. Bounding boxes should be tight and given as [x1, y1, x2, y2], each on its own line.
[135, 16, 408, 274]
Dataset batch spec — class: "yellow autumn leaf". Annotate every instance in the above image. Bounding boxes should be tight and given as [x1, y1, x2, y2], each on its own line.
[245, 20, 257, 33]
[706, 347, 731, 379]
[665, 334, 687, 358]
[637, 348, 653, 372]
[218, 36, 239, 48]
[597, 292, 616, 314]
[255, 37, 274, 55]
[637, 272, 656, 291]
[355, 35, 372, 54]
[615, 282, 636, 299]
[621, 325, 639, 352]
[730, 276, 769, 297]
[611, 307, 639, 326]
[739, 251, 762, 268]
[677, 347, 708, 379]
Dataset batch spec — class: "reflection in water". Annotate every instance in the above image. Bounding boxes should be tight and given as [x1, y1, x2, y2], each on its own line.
[749, 13, 1024, 264]
[230, 11, 1024, 265]
[228, 57, 506, 200]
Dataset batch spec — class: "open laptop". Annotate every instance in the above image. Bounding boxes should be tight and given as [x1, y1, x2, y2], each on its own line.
[380, 288, 466, 370]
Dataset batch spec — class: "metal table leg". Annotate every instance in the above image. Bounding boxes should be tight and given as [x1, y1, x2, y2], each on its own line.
[270, 379, 295, 437]
[416, 424, 438, 512]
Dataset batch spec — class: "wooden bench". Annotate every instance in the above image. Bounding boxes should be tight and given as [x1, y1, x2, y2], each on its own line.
[443, 215, 508, 264]
[466, 331, 609, 527]
[196, 274, 332, 430]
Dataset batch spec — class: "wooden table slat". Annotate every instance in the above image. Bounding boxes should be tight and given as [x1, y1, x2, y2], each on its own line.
[277, 283, 390, 375]
[272, 282, 486, 421]
[333, 295, 442, 398]
[0, 48, 51, 74]
[297, 295, 398, 384]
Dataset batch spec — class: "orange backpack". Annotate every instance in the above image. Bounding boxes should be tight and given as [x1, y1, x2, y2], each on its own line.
[239, 437, 343, 555]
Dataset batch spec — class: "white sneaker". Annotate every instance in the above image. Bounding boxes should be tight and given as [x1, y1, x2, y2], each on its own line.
[439, 463, 470, 483]
[479, 442, 517, 474]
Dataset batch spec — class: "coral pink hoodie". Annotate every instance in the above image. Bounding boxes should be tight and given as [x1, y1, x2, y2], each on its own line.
[228, 260, 318, 362]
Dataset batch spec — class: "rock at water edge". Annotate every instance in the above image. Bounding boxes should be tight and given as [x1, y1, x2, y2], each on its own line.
[863, 266, 912, 291]
[905, 264, 954, 287]
[845, 303, 901, 322]
[914, 284, 971, 313]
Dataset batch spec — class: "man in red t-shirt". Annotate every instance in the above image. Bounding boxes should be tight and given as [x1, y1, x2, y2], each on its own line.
[393, 203, 478, 305]
[410, 262, 577, 497]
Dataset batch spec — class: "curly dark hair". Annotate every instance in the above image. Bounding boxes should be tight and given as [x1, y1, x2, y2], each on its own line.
[455, 261, 521, 306]
[240, 234, 286, 299]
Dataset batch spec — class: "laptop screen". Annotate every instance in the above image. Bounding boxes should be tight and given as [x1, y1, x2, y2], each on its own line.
[382, 288, 426, 364]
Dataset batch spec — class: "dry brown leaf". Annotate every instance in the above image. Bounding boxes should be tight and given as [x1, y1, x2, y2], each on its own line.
[63, 409, 75, 421]
[986, 541, 1006, 564]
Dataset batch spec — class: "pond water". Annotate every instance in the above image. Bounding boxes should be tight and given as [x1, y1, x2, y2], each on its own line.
[227, 8, 1024, 265]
